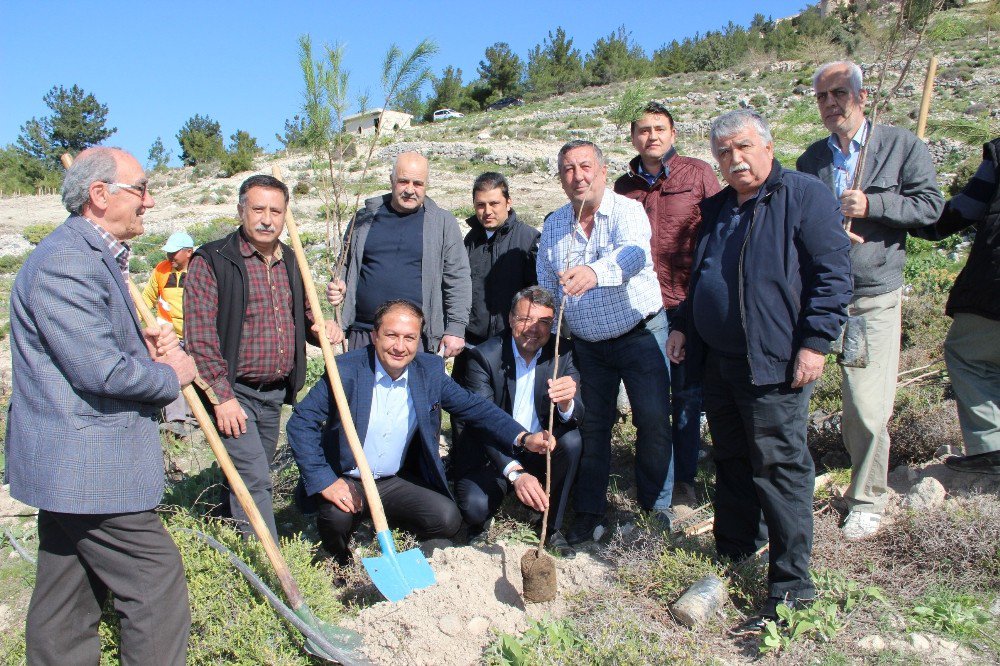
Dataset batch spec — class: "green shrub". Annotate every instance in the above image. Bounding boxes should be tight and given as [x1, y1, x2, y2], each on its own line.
[487, 618, 586, 666]
[750, 94, 768, 109]
[293, 181, 310, 195]
[909, 589, 993, 639]
[0, 252, 31, 274]
[928, 14, 974, 42]
[23, 223, 57, 245]
[188, 218, 238, 246]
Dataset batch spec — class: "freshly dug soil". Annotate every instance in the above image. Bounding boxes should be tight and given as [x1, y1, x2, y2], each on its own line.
[520, 549, 557, 602]
[346, 540, 610, 665]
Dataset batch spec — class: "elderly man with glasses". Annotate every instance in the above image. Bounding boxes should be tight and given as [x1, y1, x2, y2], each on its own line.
[5, 147, 197, 664]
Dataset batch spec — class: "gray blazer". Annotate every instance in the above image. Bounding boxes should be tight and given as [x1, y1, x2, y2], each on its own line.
[797, 123, 944, 297]
[339, 194, 471, 351]
[4, 216, 180, 513]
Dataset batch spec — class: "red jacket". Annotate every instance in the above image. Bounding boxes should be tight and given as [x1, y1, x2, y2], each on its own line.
[614, 151, 721, 308]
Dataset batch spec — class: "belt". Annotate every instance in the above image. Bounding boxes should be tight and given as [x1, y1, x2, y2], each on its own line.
[237, 378, 288, 393]
[630, 308, 663, 334]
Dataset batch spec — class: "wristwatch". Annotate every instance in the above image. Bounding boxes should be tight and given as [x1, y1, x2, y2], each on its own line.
[507, 469, 524, 484]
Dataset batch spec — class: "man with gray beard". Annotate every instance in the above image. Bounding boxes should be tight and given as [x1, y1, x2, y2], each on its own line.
[667, 110, 851, 632]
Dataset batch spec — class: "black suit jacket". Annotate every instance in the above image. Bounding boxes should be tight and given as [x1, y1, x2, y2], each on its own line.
[457, 333, 584, 474]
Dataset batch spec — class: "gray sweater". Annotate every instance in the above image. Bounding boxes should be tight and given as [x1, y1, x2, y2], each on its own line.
[797, 123, 944, 297]
[340, 193, 471, 351]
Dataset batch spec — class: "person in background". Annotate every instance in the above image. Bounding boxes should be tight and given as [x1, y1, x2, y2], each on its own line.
[142, 230, 196, 433]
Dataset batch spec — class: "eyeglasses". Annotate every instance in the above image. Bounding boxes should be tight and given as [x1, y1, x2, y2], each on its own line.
[104, 180, 149, 200]
[513, 315, 554, 328]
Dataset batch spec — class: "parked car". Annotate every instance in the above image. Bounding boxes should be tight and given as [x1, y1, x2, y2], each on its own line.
[486, 97, 525, 111]
[432, 108, 464, 122]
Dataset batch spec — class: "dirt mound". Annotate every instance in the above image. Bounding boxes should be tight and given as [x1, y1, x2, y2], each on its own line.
[346, 541, 611, 665]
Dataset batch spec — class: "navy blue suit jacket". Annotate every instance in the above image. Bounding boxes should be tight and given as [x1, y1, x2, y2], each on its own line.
[287, 346, 525, 499]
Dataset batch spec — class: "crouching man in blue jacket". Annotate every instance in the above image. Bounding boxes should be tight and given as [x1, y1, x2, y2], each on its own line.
[667, 110, 852, 634]
[286, 299, 554, 564]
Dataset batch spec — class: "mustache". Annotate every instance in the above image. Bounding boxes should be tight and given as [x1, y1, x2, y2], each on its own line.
[729, 162, 751, 173]
[255, 224, 275, 232]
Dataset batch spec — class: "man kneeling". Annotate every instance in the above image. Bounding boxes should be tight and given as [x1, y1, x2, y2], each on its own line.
[286, 299, 553, 563]
[453, 286, 583, 556]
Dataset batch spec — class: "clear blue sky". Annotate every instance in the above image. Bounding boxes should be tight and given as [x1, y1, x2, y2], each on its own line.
[1, 0, 810, 164]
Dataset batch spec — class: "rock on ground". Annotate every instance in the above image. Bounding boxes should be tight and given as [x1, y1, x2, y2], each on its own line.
[902, 477, 947, 510]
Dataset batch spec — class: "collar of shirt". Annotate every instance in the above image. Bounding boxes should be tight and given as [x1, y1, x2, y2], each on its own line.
[238, 228, 283, 263]
[83, 217, 131, 276]
[374, 356, 409, 389]
[827, 121, 868, 161]
[636, 147, 676, 186]
[827, 122, 868, 198]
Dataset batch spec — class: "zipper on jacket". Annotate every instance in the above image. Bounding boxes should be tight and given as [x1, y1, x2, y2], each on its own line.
[738, 197, 766, 386]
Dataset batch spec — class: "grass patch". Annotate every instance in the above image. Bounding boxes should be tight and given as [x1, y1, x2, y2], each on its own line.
[909, 587, 994, 641]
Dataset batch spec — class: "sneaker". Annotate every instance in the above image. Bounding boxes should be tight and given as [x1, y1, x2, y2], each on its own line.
[841, 510, 882, 541]
[945, 451, 1000, 475]
[546, 530, 576, 558]
[672, 481, 698, 509]
[565, 512, 605, 545]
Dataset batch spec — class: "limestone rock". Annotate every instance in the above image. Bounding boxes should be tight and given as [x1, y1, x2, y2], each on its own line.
[902, 477, 947, 510]
[857, 635, 885, 651]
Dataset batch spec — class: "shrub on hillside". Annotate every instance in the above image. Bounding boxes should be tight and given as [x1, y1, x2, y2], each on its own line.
[188, 218, 238, 246]
[23, 223, 57, 245]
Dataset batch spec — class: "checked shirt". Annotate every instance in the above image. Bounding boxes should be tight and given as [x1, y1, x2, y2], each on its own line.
[537, 190, 662, 342]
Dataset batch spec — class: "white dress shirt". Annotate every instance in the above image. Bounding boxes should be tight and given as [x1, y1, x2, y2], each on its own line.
[346, 357, 418, 479]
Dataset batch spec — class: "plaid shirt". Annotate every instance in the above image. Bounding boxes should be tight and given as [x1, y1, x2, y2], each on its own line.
[185, 232, 308, 404]
[537, 190, 662, 342]
[83, 217, 131, 278]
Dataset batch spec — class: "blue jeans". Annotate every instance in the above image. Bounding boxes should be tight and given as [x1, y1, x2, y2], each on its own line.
[668, 307, 703, 485]
[573, 310, 674, 513]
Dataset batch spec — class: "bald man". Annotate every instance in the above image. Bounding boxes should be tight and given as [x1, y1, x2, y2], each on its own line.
[327, 151, 472, 356]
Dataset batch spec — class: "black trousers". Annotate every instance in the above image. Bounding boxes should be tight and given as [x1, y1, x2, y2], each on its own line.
[702, 352, 816, 601]
[26, 510, 190, 666]
[315, 475, 462, 558]
[454, 429, 582, 534]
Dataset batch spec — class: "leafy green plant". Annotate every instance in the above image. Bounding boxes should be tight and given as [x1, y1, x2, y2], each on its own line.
[0, 252, 31, 274]
[488, 618, 585, 666]
[909, 591, 992, 638]
[188, 217, 238, 246]
[759, 571, 885, 654]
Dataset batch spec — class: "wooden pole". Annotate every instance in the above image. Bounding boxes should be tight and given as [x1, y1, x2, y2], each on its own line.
[916, 55, 938, 139]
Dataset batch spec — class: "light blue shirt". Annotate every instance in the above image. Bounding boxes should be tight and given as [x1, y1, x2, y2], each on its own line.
[827, 122, 869, 199]
[346, 357, 418, 479]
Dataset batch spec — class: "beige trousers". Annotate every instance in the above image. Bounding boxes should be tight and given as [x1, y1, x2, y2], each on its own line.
[842, 287, 902, 514]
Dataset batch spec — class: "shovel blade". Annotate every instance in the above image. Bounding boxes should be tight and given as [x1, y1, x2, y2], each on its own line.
[362, 531, 436, 602]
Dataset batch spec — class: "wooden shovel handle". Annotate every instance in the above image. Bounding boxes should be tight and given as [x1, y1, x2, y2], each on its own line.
[271, 166, 390, 535]
[126, 281, 304, 606]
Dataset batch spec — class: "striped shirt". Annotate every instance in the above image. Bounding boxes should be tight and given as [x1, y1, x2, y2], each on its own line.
[537, 190, 662, 342]
[83, 217, 131, 278]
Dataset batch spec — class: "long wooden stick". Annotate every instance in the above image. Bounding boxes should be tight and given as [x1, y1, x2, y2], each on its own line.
[916, 54, 938, 139]
[272, 165, 390, 535]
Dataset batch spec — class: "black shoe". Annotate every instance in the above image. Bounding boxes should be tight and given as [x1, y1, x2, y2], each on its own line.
[546, 530, 576, 558]
[730, 595, 811, 636]
[565, 512, 605, 545]
[945, 451, 1000, 475]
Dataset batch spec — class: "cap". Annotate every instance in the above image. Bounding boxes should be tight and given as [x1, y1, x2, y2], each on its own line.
[162, 231, 195, 253]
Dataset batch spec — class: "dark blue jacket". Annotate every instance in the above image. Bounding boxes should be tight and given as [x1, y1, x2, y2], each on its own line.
[286, 346, 525, 499]
[674, 161, 852, 386]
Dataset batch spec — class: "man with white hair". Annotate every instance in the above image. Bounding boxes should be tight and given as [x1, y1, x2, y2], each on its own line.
[6, 147, 196, 663]
[668, 110, 852, 632]
[797, 60, 944, 540]
[326, 151, 472, 356]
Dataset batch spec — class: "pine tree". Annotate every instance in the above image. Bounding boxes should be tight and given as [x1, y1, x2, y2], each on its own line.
[16, 84, 116, 167]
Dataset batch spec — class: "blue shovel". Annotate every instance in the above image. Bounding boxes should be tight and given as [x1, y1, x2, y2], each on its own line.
[274, 166, 436, 602]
